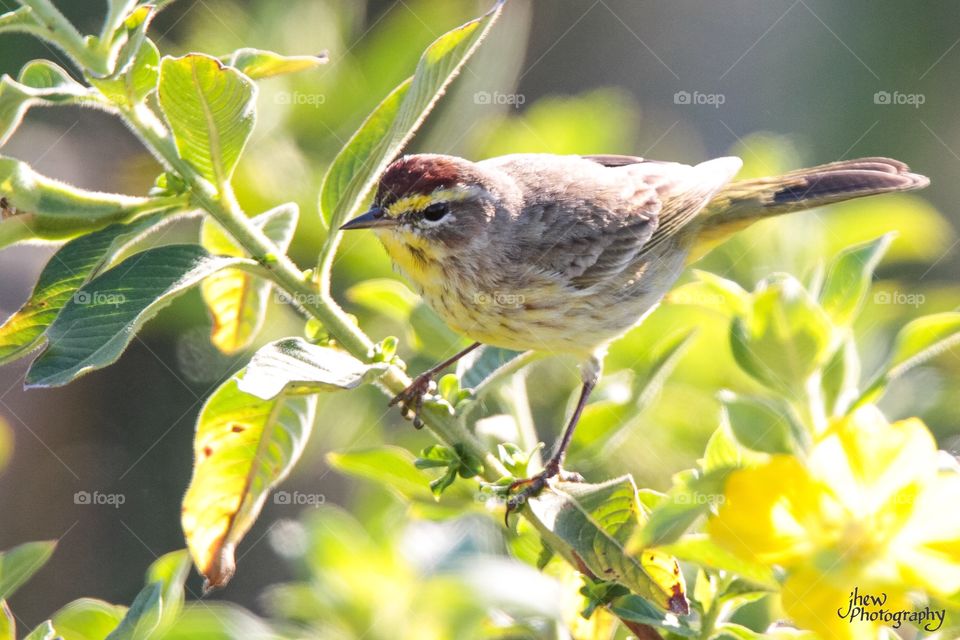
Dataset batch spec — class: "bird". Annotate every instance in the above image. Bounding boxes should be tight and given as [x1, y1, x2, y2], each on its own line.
[340, 152, 929, 510]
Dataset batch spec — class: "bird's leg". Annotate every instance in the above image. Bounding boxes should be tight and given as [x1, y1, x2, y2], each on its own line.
[505, 360, 600, 520]
[390, 342, 482, 428]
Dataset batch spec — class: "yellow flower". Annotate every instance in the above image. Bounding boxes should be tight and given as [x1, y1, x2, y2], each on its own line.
[708, 406, 960, 639]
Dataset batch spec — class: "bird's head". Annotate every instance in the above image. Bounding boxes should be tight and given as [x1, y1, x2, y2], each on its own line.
[340, 154, 502, 261]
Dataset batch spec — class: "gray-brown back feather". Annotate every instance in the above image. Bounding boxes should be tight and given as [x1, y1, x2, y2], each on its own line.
[479, 153, 741, 290]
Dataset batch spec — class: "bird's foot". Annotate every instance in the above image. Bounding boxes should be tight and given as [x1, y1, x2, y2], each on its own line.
[503, 462, 584, 525]
[389, 373, 436, 429]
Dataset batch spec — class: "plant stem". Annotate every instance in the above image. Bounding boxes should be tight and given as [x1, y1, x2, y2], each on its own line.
[16, 0, 107, 74]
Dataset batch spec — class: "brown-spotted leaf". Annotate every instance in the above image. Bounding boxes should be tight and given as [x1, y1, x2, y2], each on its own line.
[181, 377, 316, 590]
[527, 476, 688, 614]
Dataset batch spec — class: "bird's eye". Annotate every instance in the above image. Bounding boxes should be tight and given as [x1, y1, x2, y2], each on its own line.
[422, 202, 449, 222]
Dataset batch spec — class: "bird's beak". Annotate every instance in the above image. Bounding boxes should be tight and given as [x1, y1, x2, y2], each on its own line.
[340, 206, 395, 230]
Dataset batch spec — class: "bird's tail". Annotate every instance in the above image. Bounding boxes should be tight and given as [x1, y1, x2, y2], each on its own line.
[694, 157, 929, 255]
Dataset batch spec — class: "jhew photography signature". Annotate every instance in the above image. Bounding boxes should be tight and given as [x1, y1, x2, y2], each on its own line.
[837, 587, 946, 632]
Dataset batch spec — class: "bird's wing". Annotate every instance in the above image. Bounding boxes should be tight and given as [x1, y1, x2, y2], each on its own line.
[482, 154, 742, 289]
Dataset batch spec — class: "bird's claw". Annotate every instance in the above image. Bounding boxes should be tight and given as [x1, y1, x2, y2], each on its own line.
[503, 464, 584, 526]
[389, 374, 436, 429]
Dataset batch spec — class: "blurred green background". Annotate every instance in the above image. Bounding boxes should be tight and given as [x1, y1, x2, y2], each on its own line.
[0, 0, 958, 635]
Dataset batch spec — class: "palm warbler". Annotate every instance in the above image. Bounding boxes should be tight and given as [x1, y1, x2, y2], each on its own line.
[341, 153, 928, 505]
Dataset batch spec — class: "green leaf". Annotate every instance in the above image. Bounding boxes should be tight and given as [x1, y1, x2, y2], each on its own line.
[319, 0, 505, 229]
[720, 391, 807, 455]
[0, 156, 157, 247]
[885, 311, 960, 380]
[415, 443, 481, 496]
[0, 60, 94, 145]
[668, 270, 750, 317]
[223, 48, 327, 80]
[818, 233, 894, 326]
[89, 35, 160, 107]
[528, 476, 688, 613]
[145, 550, 190, 633]
[0, 540, 56, 600]
[237, 337, 386, 400]
[23, 621, 55, 640]
[0, 213, 168, 366]
[0, 7, 42, 36]
[657, 535, 778, 590]
[456, 345, 523, 390]
[51, 598, 126, 640]
[0, 601, 12, 640]
[821, 334, 860, 416]
[104, 582, 161, 640]
[712, 623, 766, 640]
[730, 274, 834, 393]
[609, 595, 697, 637]
[860, 312, 960, 404]
[201, 203, 298, 354]
[636, 469, 732, 548]
[345, 278, 418, 323]
[182, 377, 316, 591]
[701, 422, 743, 473]
[157, 54, 256, 187]
[26, 245, 256, 387]
[102, 0, 139, 40]
[327, 446, 436, 503]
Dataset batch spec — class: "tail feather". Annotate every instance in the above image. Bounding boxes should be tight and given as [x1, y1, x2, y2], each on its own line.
[687, 157, 928, 264]
[703, 157, 929, 225]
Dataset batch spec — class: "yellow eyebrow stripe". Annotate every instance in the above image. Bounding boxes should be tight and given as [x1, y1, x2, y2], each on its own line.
[384, 187, 475, 217]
